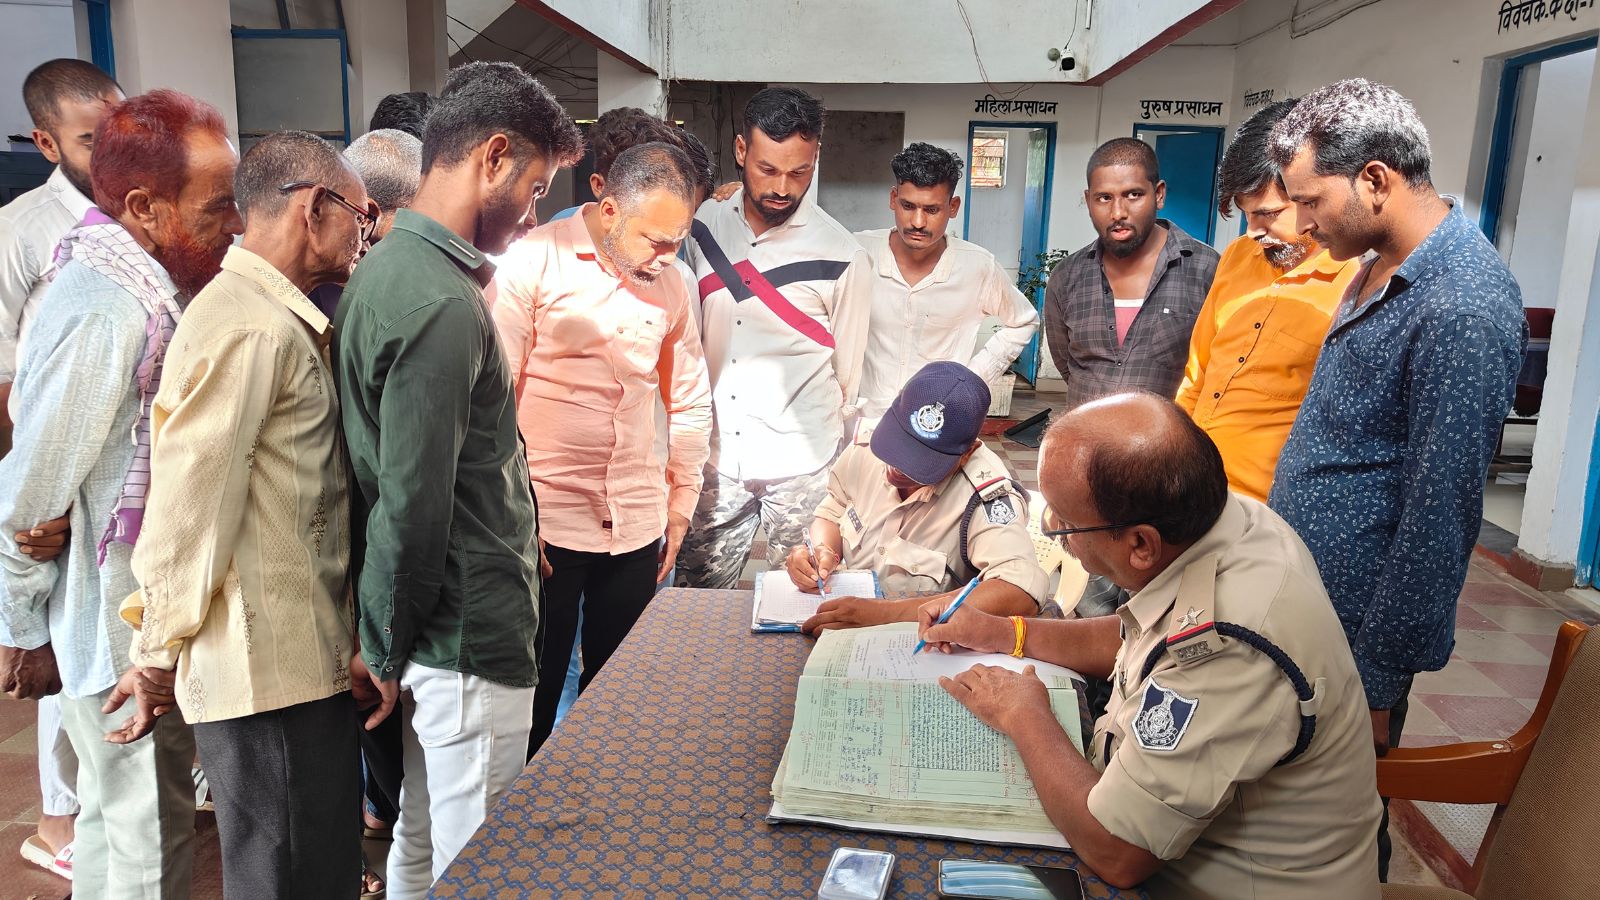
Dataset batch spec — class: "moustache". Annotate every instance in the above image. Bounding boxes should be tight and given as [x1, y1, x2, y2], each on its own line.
[759, 194, 793, 205]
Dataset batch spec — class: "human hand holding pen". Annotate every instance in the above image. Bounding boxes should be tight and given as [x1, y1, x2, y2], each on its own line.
[785, 539, 838, 594]
[915, 585, 1012, 655]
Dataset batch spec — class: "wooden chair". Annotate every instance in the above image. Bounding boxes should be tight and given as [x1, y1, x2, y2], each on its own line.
[1378, 621, 1597, 899]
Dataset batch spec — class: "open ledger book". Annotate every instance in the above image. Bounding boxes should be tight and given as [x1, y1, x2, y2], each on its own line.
[769, 622, 1085, 849]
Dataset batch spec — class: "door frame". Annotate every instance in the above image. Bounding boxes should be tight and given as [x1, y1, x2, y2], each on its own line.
[1131, 123, 1224, 245]
[961, 120, 1057, 384]
[1480, 34, 1599, 243]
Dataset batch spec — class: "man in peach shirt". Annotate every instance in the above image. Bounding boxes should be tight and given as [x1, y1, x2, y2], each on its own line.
[493, 142, 712, 756]
[1175, 99, 1360, 501]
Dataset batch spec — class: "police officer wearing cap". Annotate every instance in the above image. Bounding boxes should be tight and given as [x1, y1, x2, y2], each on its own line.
[918, 392, 1381, 898]
[786, 361, 1047, 633]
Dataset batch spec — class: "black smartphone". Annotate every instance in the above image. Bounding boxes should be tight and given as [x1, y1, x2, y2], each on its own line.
[936, 859, 1085, 900]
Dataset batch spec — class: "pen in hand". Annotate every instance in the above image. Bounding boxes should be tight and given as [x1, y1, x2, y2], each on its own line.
[802, 535, 829, 601]
[913, 577, 981, 654]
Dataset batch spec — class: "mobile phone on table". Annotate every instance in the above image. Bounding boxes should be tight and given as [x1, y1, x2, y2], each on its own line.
[936, 858, 1084, 900]
[818, 847, 895, 900]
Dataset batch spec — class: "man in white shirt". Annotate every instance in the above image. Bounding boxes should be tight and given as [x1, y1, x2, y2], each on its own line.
[0, 60, 123, 438]
[0, 57, 120, 881]
[678, 87, 874, 589]
[855, 142, 1038, 417]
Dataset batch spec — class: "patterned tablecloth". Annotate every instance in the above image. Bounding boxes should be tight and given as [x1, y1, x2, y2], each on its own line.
[431, 587, 1148, 899]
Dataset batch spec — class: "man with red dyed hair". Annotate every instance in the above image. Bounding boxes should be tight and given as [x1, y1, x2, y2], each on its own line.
[0, 88, 241, 900]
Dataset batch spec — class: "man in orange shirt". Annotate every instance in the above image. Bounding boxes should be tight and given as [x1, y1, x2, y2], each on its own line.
[492, 142, 713, 756]
[1175, 99, 1360, 501]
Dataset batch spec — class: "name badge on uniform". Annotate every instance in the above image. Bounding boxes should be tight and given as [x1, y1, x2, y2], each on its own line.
[1132, 678, 1197, 752]
[983, 495, 1017, 525]
[847, 507, 864, 531]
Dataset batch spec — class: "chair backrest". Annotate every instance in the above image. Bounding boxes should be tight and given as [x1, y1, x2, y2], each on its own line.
[1025, 490, 1089, 614]
[1475, 628, 1600, 899]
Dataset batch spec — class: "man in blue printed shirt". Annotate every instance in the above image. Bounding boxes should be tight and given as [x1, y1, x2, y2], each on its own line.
[1265, 79, 1526, 879]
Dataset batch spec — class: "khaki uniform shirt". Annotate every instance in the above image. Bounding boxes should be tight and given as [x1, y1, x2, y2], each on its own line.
[1086, 495, 1381, 899]
[123, 247, 354, 723]
[813, 437, 1048, 602]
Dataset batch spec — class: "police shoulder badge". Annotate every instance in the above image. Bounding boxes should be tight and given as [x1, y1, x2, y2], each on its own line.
[1132, 678, 1198, 752]
[984, 495, 1017, 525]
[910, 401, 946, 439]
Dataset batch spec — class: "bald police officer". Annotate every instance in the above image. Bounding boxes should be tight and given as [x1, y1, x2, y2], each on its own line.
[786, 361, 1046, 633]
[918, 392, 1380, 898]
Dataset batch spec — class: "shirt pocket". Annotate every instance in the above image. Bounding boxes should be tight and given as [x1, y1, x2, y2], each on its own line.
[1254, 321, 1326, 402]
[623, 314, 669, 375]
[882, 537, 949, 592]
[1319, 337, 1405, 439]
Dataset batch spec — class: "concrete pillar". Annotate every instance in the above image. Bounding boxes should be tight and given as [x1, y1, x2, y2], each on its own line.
[109, 0, 239, 141]
[596, 52, 665, 116]
[346, 0, 413, 134]
[406, 0, 447, 95]
[1517, 54, 1600, 579]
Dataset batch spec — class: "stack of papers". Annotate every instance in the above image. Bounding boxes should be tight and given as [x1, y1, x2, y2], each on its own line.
[751, 569, 880, 632]
[770, 623, 1084, 848]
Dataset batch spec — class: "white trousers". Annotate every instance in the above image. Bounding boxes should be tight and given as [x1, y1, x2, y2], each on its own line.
[387, 662, 535, 900]
[37, 694, 80, 816]
[59, 688, 196, 900]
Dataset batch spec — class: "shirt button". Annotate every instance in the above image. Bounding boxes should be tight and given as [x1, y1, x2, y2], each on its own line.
[736, 319, 742, 325]
[1254, 322, 1262, 329]
[1213, 392, 1221, 399]
[1237, 356, 1245, 363]
[878, 547, 886, 556]
[384, 665, 394, 672]
[383, 626, 391, 633]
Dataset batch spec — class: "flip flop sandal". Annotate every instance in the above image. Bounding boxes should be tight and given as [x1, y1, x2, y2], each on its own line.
[20, 834, 72, 881]
[193, 767, 214, 812]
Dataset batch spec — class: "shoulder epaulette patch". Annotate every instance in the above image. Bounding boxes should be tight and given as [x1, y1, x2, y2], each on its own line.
[1166, 610, 1222, 666]
[984, 494, 1018, 525]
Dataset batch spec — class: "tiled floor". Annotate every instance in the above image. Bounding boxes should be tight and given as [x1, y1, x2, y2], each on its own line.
[0, 387, 1587, 895]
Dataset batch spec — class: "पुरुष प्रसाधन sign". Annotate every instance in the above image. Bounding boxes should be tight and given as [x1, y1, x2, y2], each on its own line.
[974, 94, 1060, 116]
[1140, 99, 1225, 120]
[1499, 0, 1595, 32]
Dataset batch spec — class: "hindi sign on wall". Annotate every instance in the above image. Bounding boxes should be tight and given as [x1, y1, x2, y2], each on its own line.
[1139, 99, 1225, 120]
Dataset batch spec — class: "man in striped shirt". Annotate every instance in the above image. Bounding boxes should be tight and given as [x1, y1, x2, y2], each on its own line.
[678, 87, 874, 589]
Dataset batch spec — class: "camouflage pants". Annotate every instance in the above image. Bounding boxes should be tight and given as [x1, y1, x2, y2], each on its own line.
[676, 462, 833, 589]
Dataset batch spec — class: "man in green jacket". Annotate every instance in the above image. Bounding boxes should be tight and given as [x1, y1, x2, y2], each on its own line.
[335, 61, 582, 899]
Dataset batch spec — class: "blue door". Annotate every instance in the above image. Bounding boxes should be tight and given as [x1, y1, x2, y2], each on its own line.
[1135, 126, 1223, 245]
[1578, 412, 1600, 587]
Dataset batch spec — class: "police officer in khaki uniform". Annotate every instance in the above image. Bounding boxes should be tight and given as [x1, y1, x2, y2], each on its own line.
[918, 393, 1381, 898]
[786, 361, 1046, 633]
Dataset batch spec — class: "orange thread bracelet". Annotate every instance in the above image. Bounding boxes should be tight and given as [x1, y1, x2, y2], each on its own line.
[1010, 616, 1027, 658]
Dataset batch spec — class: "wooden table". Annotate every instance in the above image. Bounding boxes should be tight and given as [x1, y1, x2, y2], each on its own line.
[430, 588, 1146, 899]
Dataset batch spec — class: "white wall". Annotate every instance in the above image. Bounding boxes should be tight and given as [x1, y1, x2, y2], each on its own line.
[1503, 49, 1596, 309]
[347, 0, 416, 133]
[670, 0, 1088, 85]
[110, 0, 239, 141]
[1084, 0, 1225, 77]
[537, 0, 654, 70]
[816, 110, 906, 234]
[0, 0, 81, 143]
[1223, 0, 1599, 213]
[965, 127, 1034, 279]
[1520, 49, 1600, 570]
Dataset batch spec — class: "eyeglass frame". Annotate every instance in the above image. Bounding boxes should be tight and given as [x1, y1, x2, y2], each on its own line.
[1041, 507, 1144, 540]
[278, 181, 380, 243]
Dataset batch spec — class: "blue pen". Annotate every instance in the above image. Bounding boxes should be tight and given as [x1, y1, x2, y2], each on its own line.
[802, 535, 829, 601]
[914, 576, 981, 654]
